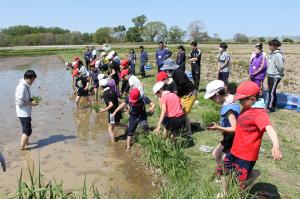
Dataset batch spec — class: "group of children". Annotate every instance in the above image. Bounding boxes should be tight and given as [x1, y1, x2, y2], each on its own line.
[16, 40, 284, 196]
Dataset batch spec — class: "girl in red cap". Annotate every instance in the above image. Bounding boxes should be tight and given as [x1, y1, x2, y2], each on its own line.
[112, 88, 155, 150]
[218, 81, 282, 197]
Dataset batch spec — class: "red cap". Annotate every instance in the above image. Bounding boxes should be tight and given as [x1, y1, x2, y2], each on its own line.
[129, 88, 140, 103]
[234, 81, 260, 100]
[120, 59, 129, 67]
[74, 56, 81, 61]
[72, 69, 79, 77]
[119, 69, 129, 79]
[156, 71, 168, 82]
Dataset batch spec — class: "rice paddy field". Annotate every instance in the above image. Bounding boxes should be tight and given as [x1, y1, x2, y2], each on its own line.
[0, 43, 299, 198]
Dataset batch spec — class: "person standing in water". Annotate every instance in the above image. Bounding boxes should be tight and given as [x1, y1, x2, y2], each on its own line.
[15, 70, 39, 150]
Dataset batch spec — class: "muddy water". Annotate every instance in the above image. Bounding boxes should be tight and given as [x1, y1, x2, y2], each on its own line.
[0, 56, 156, 198]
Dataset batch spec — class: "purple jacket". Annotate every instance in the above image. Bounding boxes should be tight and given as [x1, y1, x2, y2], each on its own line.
[249, 52, 267, 83]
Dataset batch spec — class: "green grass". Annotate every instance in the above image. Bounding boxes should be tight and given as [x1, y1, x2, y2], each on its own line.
[3, 44, 298, 198]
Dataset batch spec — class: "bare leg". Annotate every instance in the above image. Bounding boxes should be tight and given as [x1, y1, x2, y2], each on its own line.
[108, 124, 116, 143]
[94, 88, 98, 101]
[127, 136, 132, 150]
[212, 143, 224, 165]
[20, 134, 29, 150]
[75, 96, 81, 110]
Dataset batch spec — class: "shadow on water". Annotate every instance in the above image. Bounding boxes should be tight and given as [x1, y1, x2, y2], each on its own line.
[0, 152, 6, 172]
[248, 182, 281, 199]
[29, 135, 76, 149]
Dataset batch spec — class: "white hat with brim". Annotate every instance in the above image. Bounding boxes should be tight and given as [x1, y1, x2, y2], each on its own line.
[153, 81, 165, 95]
[98, 74, 105, 81]
[99, 79, 108, 87]
[204, 80, 225, 99]
[160, 59, 179, 71]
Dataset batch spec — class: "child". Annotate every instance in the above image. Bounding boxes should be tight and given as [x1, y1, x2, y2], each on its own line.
[119, 69, 144, 97]
[218, 81, 282, 196]
[89, 63, 100, 100]
[204, 80, 240, 166]
[73, 69, 91, 110]
[15, 70, 39, 150]
[248, 43, 268, 88]
[156, 71, 176, 93]
[99, 79, 122, 142]
[153, 82, 186, 137]
[112, 88, 155, 150]
[217, 42, 230, 90]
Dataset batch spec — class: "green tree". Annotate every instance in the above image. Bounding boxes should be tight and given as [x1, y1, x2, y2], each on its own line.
[113, 25, 126, 42]
[82, 33, 93, 44]
[126, 27, 143, 42]
[93, 27, 113, 44]
[132, 15, 147, 30]
[143, 21, 167, 42]
[168, 26, 185, 43]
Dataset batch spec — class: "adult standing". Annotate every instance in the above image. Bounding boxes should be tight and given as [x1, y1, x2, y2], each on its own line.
[266, 39, 284, 112]
[248, 43, 268, 88]
[83, 46, 93, 70]
[188, 41, 202, 91]
[217, 42, 230, 90]
[161, 59, 197, 135]
[155, 41, 172, 72]
[139, 46, 148, 78]
[128, 49, 136, 75]
[176, 45, 186, 72]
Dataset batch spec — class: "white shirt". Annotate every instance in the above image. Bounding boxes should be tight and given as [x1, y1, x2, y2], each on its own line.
[15, 79, 32, 117]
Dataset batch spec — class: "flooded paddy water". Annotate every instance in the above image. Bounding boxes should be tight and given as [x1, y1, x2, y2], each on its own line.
[0, 56, 156, 198]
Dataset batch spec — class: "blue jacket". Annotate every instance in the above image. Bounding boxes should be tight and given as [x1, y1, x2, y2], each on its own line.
[156, 48, 172, 66]
[140, 50, 148, 65]
[84, 50, 93, 60]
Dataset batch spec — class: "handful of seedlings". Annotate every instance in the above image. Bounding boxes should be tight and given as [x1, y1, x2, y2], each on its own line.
[91, 104, 100, 113]
[31, 96, 42, 103]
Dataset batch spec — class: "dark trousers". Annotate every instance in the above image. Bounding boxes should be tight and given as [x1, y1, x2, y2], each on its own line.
[85, 60, 90, 70]
[191, 64, 200, 90]
[267, 77, 281, 110]
[140, 63, 146, 77]
[157, 64, 163, 73]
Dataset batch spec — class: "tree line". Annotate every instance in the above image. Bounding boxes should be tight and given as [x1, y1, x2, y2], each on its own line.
[0, 15, 297, 46]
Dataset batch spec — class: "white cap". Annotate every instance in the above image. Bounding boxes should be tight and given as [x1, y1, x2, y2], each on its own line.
[204, 80, 225, 99]
[65, 62, 69, 66]
[98, 74, 105, 81]
[99, 79, 108, 87]
[153, 81, 165, 95]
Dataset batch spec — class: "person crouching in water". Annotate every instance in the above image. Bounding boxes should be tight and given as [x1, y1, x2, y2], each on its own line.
[112, 88, 155, 150]
[99, 79, 122, 142]
[15, 70, 39, 150]
[204, 80, 240, 170]
[153, 81, 186, 138]
[73, 69, 91, 110]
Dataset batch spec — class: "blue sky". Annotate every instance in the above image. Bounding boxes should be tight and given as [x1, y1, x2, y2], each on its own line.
[0, 0, 299, 39]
